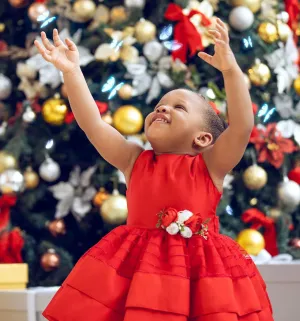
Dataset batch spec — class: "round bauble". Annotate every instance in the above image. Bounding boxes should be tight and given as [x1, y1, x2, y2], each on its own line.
[277, 21, 292, 42]
[243, 165, 268, 190]
[0, 74, 12, 100]
[294, 76, 300, 95]
[24, 167, 39, 189]
[258, 22, 279, 44]
[230, 0, 261, 13]
[118, 84, 133, 100]
[277, 180, 300, 211]
[143, 40, 164, 63]
[0, 151, 17, 174]
[8, 0, 29, 8]
[22, 106, 36, 123]
[42, 97, 68, 126]
[236, 229, 265, 256]
[39, 157, 61, 182]
[93, 187, 109, 207]
[48, 219, 66, 237]
[248, 60, 271, 86]
[135, 19, 157, 44]
[113, 105, 143, 135]
[0, 169, 24, 194]
[73, 0, 96, 21]
[101, 189, 128, 224]
[40, 249, 60, 272]
[28, 2, 48, 23]
[125, 0, 146, 8]
[229, 6, 254, 32]
[119, 45, 139, 63]
[110, 6, 128, 24]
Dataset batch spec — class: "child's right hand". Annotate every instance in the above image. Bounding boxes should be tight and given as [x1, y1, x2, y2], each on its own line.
[34, 29, 79, 74]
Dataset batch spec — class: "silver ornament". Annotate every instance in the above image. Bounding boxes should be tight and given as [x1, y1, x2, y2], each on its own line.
[0, 122, 7, 136]
[22, 106, 36, 123]
[39, 157, 61, 182]
[143, 40, 164, 63]
[278, 179, 300, 211]
[0, 74, 12, 100]
[229, 7, 254, 32]
[125, 0, 145, 8]
[0, 169, 25, 194]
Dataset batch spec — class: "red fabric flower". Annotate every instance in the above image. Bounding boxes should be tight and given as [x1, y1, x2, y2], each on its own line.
[185, 213, 201, 233]
[250, 123, 298, 168]
[288, 167, 300, 184]
[0, 229, 24, 263]
[161, 208, 178, 227]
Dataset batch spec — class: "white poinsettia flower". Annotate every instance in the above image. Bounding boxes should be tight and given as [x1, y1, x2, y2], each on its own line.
[166, 223, 180, 235]
[276, 120, 296, 138]
[180, 226, 193, 239]
[177, 210, 193, 224]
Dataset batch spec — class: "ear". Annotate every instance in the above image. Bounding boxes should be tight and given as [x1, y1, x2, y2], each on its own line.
[193, 132, 213, 148]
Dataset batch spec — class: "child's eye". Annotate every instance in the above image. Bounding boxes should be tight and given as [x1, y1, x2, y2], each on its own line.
[175, 105, 186, 110]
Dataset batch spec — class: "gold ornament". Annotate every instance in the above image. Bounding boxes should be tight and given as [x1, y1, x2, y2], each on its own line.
[28, 2, 48, 23]
[93, 187, 109, 207]
[94, 43, 120, 62]
[102, 112, 113, 126]
[0, 151, 17, 174]
[24, 167, 39, 189]
[294, 76, 300, 95]
[230, 0, 261, 13]
[118, 84, 133, 100]
[268, 208, 282, 220]
[248, 60, 271, 86]
[8, 0, 29, 8]
[110, 6, 128, 24]
[40, 249, 60, 272]
[135, 19, 157, 44]
[277, 21, 291, 42]
[113, 105, 143, 135]
[101, 189, 128, 224]
[249, 198, 258, 206]
[243, 165, 268, 190]
[258, 22, 279, 43]
[73, 0, 96, 21]
[42, 97, 68, 126]
[120, 45, 139, 63]
[236, 229, 265, 256]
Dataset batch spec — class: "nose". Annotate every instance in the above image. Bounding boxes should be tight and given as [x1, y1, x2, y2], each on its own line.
[156, 105, 169, 113]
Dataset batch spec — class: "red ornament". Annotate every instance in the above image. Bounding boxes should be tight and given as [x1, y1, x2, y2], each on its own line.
[288, 167, 300, 184]
[250, 123, 298, 168]
[165, 3, 211, 63]
[0, 228, 24, 263]
[0, 195, 17, 232]
[252, 103, 258, 115]
[242, 208, 278, 256]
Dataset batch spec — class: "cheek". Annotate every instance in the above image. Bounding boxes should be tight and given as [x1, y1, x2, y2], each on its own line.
[144, 113, 153, 131]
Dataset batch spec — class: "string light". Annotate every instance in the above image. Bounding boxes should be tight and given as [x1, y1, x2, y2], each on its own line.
[226, 205, 233, 215]
[258, 103, 276, 123]
[163, 40, 182, 51]
[40, 17, 57, 29]
[159, 25, 173, 41]
[45, 139, 54, 150]
[101, 76, 124, 100]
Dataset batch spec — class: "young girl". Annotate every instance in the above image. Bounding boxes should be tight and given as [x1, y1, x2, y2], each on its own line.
[35, 18, 273, 321]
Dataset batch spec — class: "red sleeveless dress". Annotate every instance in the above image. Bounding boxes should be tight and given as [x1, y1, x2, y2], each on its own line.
[43, 151, 273, 321]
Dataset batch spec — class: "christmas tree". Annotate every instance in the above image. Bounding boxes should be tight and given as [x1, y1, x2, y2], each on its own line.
[0, 0, 299, 286]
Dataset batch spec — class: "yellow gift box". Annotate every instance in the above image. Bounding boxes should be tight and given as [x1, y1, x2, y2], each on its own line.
[0, 263, 28, 290]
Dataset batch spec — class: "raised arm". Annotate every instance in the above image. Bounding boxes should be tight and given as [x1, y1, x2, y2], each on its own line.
[198, 19, 254, 180]
[34, 30, 143, 180]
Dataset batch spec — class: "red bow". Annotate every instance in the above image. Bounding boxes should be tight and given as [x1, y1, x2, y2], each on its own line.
[165, 3, 211, 63]
[0, 229, 24, 263]
[285, 0, 300, 43]
[242, 208, 278, 256]
[0, 195, 17, 232]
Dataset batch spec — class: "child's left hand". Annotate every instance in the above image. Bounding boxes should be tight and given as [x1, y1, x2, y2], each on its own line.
[198, 18, 236, 73]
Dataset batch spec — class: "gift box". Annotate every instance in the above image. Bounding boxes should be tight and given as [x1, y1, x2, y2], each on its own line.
[0, 263, 28, 290]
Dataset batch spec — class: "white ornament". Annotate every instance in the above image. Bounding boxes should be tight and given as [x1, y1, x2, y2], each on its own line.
[143, 40, 164, 63]
[0, 122, 7, 136]
[125, 0, 145, 8]
[0, 169, 24, 193]
[180, 226, 193, 238]
[229, 7, 254, 31]
[177, 210, 193, 223]
[278, 179, 300, 211]
[22, 106, 36, 123]
[39, 157, 61, 182]
[166, 222, 180, 235]
[0, 74, 12, 100]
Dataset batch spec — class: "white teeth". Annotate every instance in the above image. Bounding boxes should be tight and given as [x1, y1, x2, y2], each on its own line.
[155, 118, 167, 123]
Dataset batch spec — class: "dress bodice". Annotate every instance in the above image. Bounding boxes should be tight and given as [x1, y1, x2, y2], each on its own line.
[126, 150, 222, 230]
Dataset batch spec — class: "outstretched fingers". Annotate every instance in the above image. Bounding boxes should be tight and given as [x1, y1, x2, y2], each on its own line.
[34, 40, 52, 62]
[41, 31, 54, 51]
[53, 29, 65, 47]
[198, 52, 213, 65]
[216, 18, 229, 43]
[65, 38, 77, 51]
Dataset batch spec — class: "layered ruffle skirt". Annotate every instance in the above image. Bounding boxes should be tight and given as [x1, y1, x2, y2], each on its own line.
[43, 226, 273, 321]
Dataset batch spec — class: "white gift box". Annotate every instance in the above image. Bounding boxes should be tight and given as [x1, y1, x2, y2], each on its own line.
[0, 265, 299, 321]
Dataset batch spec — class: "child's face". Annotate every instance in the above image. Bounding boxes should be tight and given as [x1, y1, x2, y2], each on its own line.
[145, 89, 211, 153]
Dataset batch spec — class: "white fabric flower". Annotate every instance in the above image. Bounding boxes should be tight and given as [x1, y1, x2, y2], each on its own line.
[166, 223, 180, 235]
[180, 226, 193, 238]
[177, 210, 193, 224]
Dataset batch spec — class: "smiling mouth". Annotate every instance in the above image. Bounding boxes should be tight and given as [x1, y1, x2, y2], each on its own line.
[151, 114, 170, 124]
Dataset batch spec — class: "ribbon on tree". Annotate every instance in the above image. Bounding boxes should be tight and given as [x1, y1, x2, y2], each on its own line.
[0, 195, 17, 232]
[164, 3, 211, 63]
[0, 228, 24, 263]
[285, 0, 300, 43]
[242, 208, 279, 256]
